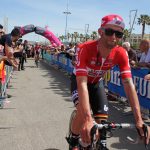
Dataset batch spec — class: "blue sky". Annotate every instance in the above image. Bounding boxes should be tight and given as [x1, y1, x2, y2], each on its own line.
[0, 0, 150, 41]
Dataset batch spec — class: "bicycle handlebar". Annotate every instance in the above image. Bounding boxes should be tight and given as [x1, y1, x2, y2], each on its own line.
[90, 121, 149, 149]
[94, 122, 136, 130]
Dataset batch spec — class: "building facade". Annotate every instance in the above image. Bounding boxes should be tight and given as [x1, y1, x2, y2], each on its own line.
[129, 33, 150, 47]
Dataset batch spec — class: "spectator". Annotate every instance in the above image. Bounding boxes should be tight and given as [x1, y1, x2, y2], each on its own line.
[0, 24, 5, 60]
[145, 74, 150, 80]
[0, 24, 5, 39]
[41, 45, 44, 59]
[0, 27, 21, 69]
[135, 39, 150, 120]
[136, 39, 150, 68]
[59, 44, 66, 54]
[136, 49, 142, 61]
[14, 39, 24, 71]
[66, 43, 75, 59]
[23, 40, 28, 63]
[0, 24, 3, 29]
[31, 45, 35, 58]
[122, 42, 138, 66]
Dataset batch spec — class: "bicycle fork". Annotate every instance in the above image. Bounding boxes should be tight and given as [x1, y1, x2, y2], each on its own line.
[98, 129, 108, 150]
[91, 124, 108, 150]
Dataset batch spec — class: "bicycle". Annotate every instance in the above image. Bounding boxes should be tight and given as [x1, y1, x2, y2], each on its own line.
[66, 110, 149, 150]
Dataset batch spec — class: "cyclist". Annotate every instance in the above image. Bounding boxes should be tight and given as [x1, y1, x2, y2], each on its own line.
[67, 14, 150, 149]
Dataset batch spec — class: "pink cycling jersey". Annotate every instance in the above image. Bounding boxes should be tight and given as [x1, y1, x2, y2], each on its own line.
[74, 40, 132, 83]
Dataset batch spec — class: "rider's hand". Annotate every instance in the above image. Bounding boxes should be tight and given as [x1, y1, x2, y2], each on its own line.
[80, 118, 93, 144]
[136, 122, 150, 145]
[145, 125, 150, 145]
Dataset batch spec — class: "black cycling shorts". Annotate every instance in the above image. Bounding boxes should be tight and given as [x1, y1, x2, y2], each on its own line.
[70, 74, 109, 117]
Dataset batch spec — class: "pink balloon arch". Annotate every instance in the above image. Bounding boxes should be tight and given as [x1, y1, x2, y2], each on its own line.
[17, 24, 62, 47]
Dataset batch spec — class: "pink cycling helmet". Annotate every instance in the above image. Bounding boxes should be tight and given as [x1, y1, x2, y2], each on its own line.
[100, 14, 125, 29]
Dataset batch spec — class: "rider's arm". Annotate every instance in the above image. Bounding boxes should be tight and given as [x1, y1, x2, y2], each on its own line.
[122, 78, 143, 125]
[117, 48, 144, 127]
[76, 76, 93, 122]
[75, 44, 94, 143]
[121, 78, 150, 145]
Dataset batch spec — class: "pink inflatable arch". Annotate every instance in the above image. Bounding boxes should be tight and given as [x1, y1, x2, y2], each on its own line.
[15, 24, 62, 47]
[34, 26, 62, 47]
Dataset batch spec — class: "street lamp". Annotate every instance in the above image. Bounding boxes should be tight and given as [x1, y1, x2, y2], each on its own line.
[63, 0, 71, 42]
[129, 9, 137, 43]
[85, 24, 89, 41]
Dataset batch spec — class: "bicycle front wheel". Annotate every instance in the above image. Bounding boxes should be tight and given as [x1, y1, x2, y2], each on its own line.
[68, 109, 77, 134]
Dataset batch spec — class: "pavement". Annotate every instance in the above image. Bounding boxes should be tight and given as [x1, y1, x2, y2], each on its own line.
[0, 58, 149, 150]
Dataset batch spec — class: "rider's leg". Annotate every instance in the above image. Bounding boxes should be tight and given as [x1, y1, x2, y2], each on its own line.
[67, 104, 83, 149]
[89, 79, 109, 122]
[89, 79, 109, 149]
[67, 74, 83, 148]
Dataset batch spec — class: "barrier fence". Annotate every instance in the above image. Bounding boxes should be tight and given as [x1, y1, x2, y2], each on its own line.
[43, 52, 150, 109]
[0, 63, 13, 108]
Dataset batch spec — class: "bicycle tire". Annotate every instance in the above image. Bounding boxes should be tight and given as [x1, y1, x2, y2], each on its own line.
[68, 110, 97, 150]
[67, 110, 78, 150]
[68, 110, 77, 135]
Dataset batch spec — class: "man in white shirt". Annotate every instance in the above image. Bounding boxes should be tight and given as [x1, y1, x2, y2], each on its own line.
[136, 39, 150, 120]
[137, 39, 150, 68]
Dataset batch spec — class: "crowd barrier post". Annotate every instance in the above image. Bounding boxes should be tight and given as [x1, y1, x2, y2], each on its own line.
[0, 65, 13, 108]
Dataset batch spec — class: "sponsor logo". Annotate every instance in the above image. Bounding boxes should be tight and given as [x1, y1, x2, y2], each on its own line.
[104, 105, 109, 112]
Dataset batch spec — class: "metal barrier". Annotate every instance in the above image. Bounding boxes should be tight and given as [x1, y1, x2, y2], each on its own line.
[0, 65, 13, 108]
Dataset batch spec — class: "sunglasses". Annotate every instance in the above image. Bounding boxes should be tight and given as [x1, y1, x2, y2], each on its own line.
[103, 28, 124, 38]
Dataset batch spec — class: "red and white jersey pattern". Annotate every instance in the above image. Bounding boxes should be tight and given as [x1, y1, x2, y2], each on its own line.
[73, 40, 131, 83]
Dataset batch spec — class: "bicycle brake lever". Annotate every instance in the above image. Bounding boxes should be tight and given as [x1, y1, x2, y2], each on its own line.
[91, 124, 98, 136]
[136, 123, 149, 149]
[143, 124, 148, 149]
[90, 124, 98, 148]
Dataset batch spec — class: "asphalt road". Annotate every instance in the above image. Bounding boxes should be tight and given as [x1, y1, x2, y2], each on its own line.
[0, 59, 148, 150]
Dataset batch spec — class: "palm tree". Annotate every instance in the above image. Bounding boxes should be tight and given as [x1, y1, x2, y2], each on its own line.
[137, 14, 150, 39]
[67, 33, 71, 42]
[90, 31, 98, 40]
[123, 29, 130, 42]
[73, 32, 79, 43]
[59, 35, 65, 42]
[79, 33, 84, 42]
[71, 33, 74, 42]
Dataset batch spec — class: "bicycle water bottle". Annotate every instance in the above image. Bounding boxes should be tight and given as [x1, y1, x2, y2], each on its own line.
[78, 138, 90, 148]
